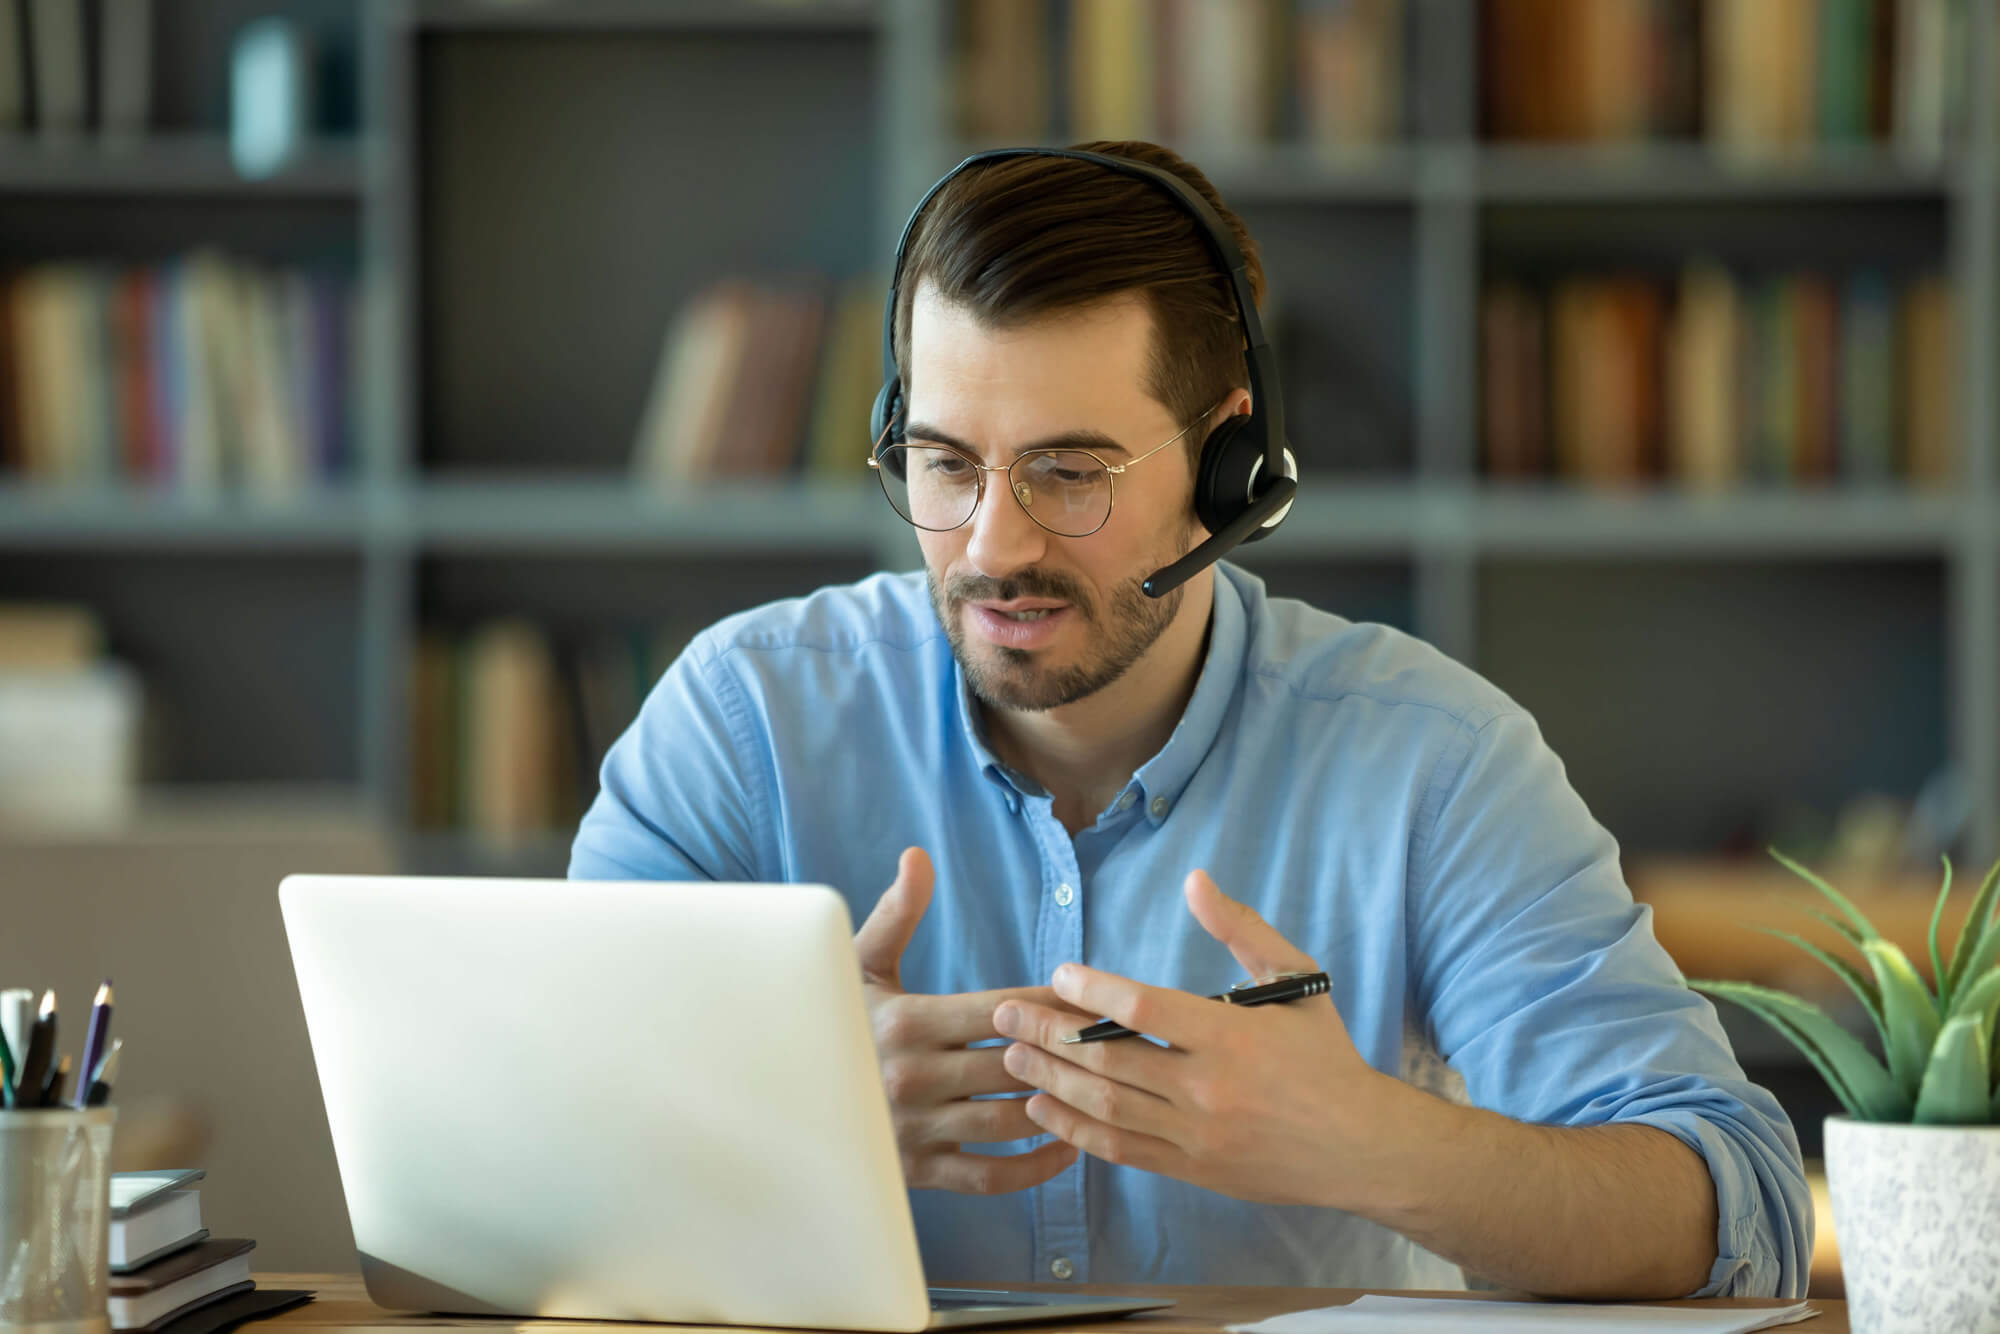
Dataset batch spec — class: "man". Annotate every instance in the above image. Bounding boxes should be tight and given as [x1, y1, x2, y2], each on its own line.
[570, 141, 1811, 1300]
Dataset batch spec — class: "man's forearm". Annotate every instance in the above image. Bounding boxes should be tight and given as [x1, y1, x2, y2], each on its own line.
[1334, 1075, 1720, 1299]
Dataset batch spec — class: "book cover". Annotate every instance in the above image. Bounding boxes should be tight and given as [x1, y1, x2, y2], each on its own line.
[1181, 0, 1267, 148]
[1793, 274, 1838, 482]
[804, 275, 887, 482]
[954, 0, 1047, 141]
[1900, 273, 1954, 484]
[1666, 260, 1741, 491]
[98, 0, 150, 136]
[1836, 270, 1896, 481]
[1068, 0, 1153, 142]
[27, 0, 85, 133]
[0, 0, 23, 128]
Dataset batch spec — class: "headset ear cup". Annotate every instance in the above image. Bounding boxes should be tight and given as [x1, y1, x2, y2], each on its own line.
[870, 378, 902, 447]
[1192, 415, 1259, 536]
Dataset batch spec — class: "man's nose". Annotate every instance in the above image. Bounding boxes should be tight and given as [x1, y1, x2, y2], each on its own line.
[964, 467, 1050, 579]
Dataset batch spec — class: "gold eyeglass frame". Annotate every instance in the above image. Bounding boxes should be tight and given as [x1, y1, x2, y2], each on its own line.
[867, 398, 1225, 539]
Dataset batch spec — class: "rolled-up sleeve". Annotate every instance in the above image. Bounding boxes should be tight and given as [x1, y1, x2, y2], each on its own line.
[1405, 710, 1813, 1299]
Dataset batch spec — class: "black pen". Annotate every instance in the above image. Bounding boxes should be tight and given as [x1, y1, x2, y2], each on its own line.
[1062, 970, 1332, 1044]
[41, 1054, 71, 1109]
[14, 990, 56, 1103]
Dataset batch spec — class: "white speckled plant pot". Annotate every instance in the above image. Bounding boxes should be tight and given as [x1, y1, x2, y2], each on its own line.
[1823, 1116, 2000, 1334]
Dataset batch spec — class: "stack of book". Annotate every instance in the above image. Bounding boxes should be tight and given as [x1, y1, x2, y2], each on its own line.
[106, 1169, 312, 1333]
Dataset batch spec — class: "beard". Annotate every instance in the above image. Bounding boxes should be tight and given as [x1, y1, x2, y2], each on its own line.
[928, 533, 1192, 713]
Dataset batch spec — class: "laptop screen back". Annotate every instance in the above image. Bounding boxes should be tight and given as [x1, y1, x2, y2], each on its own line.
[281, 874, 933, 1332]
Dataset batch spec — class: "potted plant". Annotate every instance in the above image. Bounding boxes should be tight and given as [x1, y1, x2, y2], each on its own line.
[1688, 849, 2000, 1334]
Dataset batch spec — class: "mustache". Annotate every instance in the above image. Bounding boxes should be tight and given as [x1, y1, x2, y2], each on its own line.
[947, 570, 1092, 613]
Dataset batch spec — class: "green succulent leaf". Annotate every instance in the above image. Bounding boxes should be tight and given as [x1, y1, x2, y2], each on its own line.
[1750, 925, 1886, 1052]
[1944, 858, 2000, 1010]
[1862, 937, 1941, 1101]
[1806, 910, 1868, 952]
[1949, 964, 2000, 1028]
[1690, 978, 1911, 1121]
[1928, 854, 1954, 1009]
[1912, 1014, 1992, 1125]
[1769, 847, 1879, 940]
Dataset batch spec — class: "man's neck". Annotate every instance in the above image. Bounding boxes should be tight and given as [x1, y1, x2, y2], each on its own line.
[982, 574, 1216, 835]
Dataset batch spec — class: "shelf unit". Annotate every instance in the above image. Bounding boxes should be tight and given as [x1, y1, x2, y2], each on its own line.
[0, 0, 1995, 870]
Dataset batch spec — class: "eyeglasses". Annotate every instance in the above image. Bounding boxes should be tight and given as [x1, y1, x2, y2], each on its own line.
[868, 401, 1222, 539]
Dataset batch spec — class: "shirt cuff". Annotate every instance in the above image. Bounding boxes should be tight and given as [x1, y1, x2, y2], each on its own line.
[1621, 1107, 1813, 1299]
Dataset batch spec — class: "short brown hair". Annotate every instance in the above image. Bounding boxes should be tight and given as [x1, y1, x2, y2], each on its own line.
[892, 140, 1265, 457]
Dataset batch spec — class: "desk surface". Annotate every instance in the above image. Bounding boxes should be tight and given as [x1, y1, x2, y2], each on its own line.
[256, 1274, 1849, 1334]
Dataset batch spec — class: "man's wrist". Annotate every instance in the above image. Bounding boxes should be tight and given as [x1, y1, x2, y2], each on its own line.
[1320, 1069, 1478, 1223]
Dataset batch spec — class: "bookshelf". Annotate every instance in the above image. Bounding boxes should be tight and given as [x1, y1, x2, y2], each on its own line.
[0, 0, 1994, 880]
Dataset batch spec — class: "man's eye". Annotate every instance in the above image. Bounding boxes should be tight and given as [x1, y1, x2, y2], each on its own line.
[926, 455, 972, 477]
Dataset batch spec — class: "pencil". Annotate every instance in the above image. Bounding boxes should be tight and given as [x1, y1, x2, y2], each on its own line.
[76, 981, 112, 1109]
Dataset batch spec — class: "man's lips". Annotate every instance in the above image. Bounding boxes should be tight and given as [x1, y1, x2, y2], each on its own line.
[971, 598, 1069, 614]
[965, 600, 1074, 649]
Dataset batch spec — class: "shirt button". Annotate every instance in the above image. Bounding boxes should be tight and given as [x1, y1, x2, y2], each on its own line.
[1149, 795, 1170, 819]
[1116, 791, 1136, 812]
[1053, 882, 1074, 908]
[1049, 1257, 1074, 1280]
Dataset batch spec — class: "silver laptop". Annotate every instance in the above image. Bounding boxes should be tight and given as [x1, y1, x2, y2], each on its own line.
[279, 874, 1174, 1332]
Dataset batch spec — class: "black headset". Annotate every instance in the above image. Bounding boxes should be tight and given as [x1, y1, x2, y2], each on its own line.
[870, 147, 1299, 600]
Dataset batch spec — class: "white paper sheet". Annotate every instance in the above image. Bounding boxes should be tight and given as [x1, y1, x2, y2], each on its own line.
[1225, 1295, 1821, 1334]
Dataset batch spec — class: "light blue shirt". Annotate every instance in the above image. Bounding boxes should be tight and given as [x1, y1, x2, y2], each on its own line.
[570, 562, 1812, 1297]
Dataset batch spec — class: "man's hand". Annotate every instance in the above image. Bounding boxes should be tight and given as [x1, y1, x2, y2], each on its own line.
[856, 846, 1088, 1194]
[991, 869, 1396, 1209]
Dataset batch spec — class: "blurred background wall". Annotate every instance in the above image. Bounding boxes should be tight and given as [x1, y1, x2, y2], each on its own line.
[0, 0, 1995, 1291]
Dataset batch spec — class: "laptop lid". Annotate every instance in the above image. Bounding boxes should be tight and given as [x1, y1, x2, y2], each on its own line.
[281, 874, 937, 1332]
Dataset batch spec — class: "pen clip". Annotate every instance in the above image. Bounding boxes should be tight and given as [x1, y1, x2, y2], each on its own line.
[1229, 970, 1318, 991]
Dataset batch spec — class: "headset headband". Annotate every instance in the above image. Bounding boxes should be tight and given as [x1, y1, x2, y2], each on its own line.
[878, 147, 1285, 479]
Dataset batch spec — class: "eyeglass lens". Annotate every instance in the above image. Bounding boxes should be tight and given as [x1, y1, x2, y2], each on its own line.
[875, 445, 1113, 537]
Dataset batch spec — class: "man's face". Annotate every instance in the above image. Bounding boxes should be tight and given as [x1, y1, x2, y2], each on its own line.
[902, 282, 1204, 713]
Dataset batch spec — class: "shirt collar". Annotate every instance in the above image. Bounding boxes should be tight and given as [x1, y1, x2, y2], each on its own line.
[952, 565, 1250, 824]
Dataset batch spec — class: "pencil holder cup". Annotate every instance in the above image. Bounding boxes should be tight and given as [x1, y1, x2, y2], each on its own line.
[0, 1107, 117, 1334]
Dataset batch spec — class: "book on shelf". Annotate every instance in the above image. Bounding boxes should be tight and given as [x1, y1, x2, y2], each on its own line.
[97, 0, 153, 137]
[0, 0, 23, 130]
[628, 274, 882, 488]
[5, 0, 152, 136]
[1481, 263, 1956, 489]
[952, 0, 1402, 153]
[410, 620, 700, 841]
[1482, 0, 1969, 157]
[0, 254, 356, 493]
[27, 0, 87, 135]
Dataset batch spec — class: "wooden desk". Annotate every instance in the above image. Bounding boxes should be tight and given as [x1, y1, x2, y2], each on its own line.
[257, 1274, 1849, 1333]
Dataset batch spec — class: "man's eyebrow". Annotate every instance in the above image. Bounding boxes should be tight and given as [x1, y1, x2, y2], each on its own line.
[901, 423, 1131, 460]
